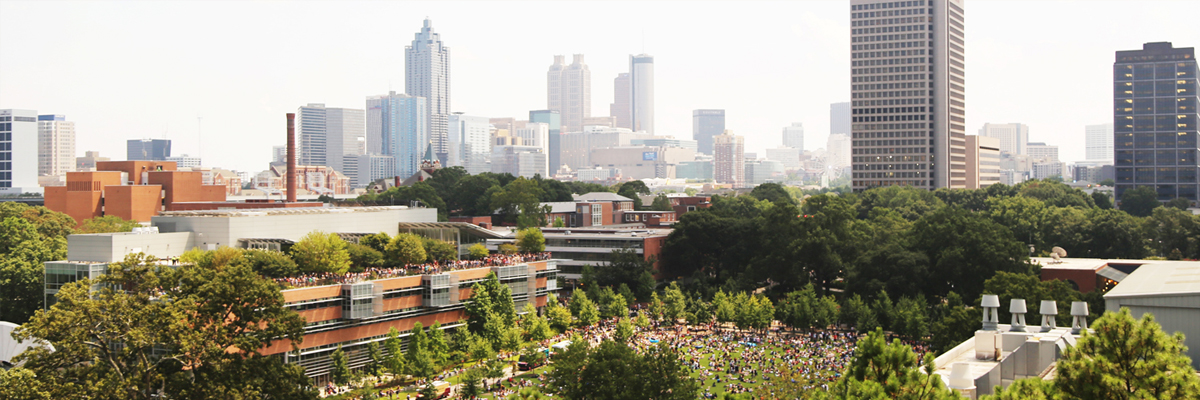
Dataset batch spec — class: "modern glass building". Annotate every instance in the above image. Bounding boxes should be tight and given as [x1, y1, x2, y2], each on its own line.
[692, 109, 725, 155]
[367, 92, 428, 179]
[530, 110, 562, 172]
[126, 138, 172, 161]
[295, 104, 365, 175]
[406, 18, 451, 165]
[447, 113, 491, 175]
[630, 54, 655, 134]
[1114, 42, 1199, 205]
[1, 109, 40, 194]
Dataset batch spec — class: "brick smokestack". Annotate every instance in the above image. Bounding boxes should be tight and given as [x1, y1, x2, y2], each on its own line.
[286, 113, 297, 203]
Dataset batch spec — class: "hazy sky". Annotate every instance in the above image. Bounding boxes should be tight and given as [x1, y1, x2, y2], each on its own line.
[2, 0, 1197, 173]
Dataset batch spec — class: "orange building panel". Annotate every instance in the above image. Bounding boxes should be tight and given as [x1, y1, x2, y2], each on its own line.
[378, 276, 423, 291]
[103, 185, 162, 222]
[382, 295, 423, 311]
[43, 186, 67, 216]
[96, 161, 178, 184]
[296, 306, 342, 324]
[261, 310, 467, 355]
[64, 191, 103, 224]
[282, 286, 342, 305]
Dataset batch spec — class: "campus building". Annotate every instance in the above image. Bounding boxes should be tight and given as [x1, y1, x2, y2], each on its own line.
[486, 227, 667, 279]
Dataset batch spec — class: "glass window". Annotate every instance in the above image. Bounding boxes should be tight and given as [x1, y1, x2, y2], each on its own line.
[1157, 81, 1177, 97]
[1179, 132, 1197, 149]
[1134, 98, 1155, 114]
[1181, 149, 1197, 166]
[1180, 80, 1197, 96]
[1178, 64, 1196, 79]
[1116, 167, 1134, 183]
[1158, 167, 1178, 183]
[1135, 65, 1155, 80]
[1134, 81, 1155, 97]
[1114, 65, 1134, 81]
[1158, 150, 1177, 165]
[1157, 185, 1177, 200]
[1179, 97, 1197, 113]
[1156, 63, 1177, 79]
[1179, 168, 1198, 184]
[1158, 115, 1178, 132]
[1179, 184, 1197, 200]
[1117, 115, 1134, 132]
[1115, 82, 1134, 98]
[1136, 167, 1156, 183]
[1181, 115, 1197, 130]
[1116, 150, 1135, 166]
[1116, 133, 1135, 149]
[1135, 150, 1155, 165]
[1134, 116, 1155, 132]
[1156, 98, 1177, 114]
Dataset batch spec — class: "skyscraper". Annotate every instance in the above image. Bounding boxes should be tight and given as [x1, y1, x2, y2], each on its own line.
[827, 133, 852, 171]
[692, 109, 725, 155]
[406, 18, 451, 164]
[530, 110, 562, 172]
[1, 109, 40, 194]
[1114, 42, 1198, 205]
[782, 123, 804, 151]
[850, 0, 966, 191]
[610, 73, 632, 130]
[548, 55, 591, 133]
[127, 139, 171, 161]
[367, 92, 427, 178]
[978, 123, 1029, 156]
[830, 102, 851, 135]
[713, 130, 745, 187]
[448, 113, 492, 175]
[1085, 123, 1114, 162]
[630, 54, 655, 134]
[295, 104, 365, 175]
[37, 114, 75, 178]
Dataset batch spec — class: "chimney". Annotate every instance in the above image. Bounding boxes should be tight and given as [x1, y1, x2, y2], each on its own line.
[286, 113, 297, 203]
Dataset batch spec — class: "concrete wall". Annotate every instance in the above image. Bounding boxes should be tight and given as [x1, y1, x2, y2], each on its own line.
[67, 232, 196, 262]
[152, 207, 438, 248]
[1106, 296, 1200, 368]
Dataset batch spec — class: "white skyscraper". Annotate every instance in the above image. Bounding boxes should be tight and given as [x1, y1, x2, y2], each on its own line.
[629, 54, 654, 134]
[1026, 142, 1059, 162]
[448, 113, 492, 175]
[979, 123, 1030, 156]
[514, 122, 550, 174]
[1, 109, 41, 194]
[1085, 123, 1114, 162]
[829, 102, 851, 135]
[782, 123, 804, 151]
[827, 133, 852, 170]
[37, 114, 75, 178]
[548, 54, 591, 133]
[295, 104, 365, 174]
[851, 0, 966, 190]
[406, 18, 451, 164]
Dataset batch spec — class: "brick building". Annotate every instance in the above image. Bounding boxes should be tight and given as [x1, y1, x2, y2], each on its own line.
[44, 161, 226, 224]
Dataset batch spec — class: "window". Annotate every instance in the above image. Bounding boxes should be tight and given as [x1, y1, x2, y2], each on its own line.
[591, 204, 602, 226]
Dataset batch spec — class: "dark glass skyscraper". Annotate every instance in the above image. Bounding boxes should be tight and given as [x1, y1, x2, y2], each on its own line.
[692, 109, 725, 155]
[1114, 42, 1198, 206]
[126, 139, 171, 161]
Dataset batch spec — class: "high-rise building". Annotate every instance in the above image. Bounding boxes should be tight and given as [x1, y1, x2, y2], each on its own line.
[766, 147, 802, 170]
[37, 114, 75, 178]
[1026, 142, 1059, 162]
[127, 139, 171, 161]
[692, 109, 725, 155]
[406, 18, 451, 164]
[76, 151, 110, 171]
[367, 92, 428, 178]
[491, 145, 547, 178]
[830, 102, 851, 135]
[1114, 42, 1198, 204]
[1085, 123, 1115, 162]
[530, 110, 561, 171]
[610, 73, 632, 130]
[513, 122, 550, 174]
[782, 122, 804, 151]
[629, 54, 655, 134]
[979, 123, 1029, 156]
[272, 146, 287, 164]
[547, 55, 591, 133]
[713, 130, 745, 187]
[295, 104, 365, 175]
[448, 113, 492, 175]
[850, 0, 966, 191]
[827, 133, 852, 170]
[353, 154, 397, 188]
[966, 135, 1000, 189]
[1, 109, 40, 194]
[166, 154, 202, 169]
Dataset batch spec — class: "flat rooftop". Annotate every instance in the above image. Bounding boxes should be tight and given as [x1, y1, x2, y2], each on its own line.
[1105, 261, 1200, 299]
[156, 205, 411, 218]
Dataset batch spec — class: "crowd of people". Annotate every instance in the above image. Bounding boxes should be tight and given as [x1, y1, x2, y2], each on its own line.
[276, 252, 552, 288]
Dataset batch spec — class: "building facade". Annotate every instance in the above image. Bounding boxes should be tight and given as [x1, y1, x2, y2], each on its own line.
[965, 135, 1000, 189]
[1085, 123, 1114, 162]
[1026, 142, 1059, 162]
[166, 154, 202, 169]
[529, 111, 561, 172]
[826, 133, 852, 170]
[782, 122, 805, 151]
[830, 102, 852, 135]
[610, 73, 632, 130]
[127, 139, 171, 161]
[547, 55, 591, 133]
[587, 146, 693, 180]
[37, 114, 75, 178]
[978, 123, 1029, 156]
[692, 109, 726, 155]
[713, 130, 745, 187]
[447, 113, 491, 175]
[406, 18, 451, 165]
[353, 154, 398, 188]
[1114, 42, 1198, 204]
[767, 147, 802, 171]
[629, 55, 655, 134]
[1, 109, 40, 194]
[76, 151, 110, 171]
[491, 145, 547, 178]
[367, 92, 428, 179]
[295, 104, 365, 176]
[850, 0, 966, 191]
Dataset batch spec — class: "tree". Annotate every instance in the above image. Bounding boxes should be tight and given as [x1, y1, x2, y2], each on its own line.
[649, 193, 673, 211]
[78, 215, 140, 233]
[459, 368, 484, 399]
[929, 292, 980, 353]
[910, 206, 1029, 300]
[1092, 191, 1113, 210]
[1119, 186, 1161, 217]
[1052, 308, 1200, 400]
[422, 237, 458, 262]
[468, 243, 490, 259]
[841, 294, 876, 333]
[661, 282, 687, 323]
[546, 340, 699, 400]
[1, 213, 69, 324]
[616, 180, 651, 210]
[1098, 178, 1115, 187]
[490, 177, 545, 225]
[713, 290, 736, 331]
[330, 344, 352, 386]
[1167, 197, 1191, 211]
[12, 252, 314, 399]
[602, 293, 628, 319]
[634, 310, 651, 329]
[0, 367, 56, 400]
[383, 327, 407, 379]
[817, 328, 959, 400]
[244, 249, 299, 278]
[406, 322, 437, 379]
[615, 317, 636, 343]
[346, 243, 384, 273]
[516, 227, 546, 253]
[448, 174, 500, 217]
[359, 232, 391, 253]
[290, 231, 351, 274]
[547, 303, 573, 333]
[749, 182, 794, 205]
[570, 289, 600, 327]
[386, 233, 427, 266]
[893, 295, 929, 340]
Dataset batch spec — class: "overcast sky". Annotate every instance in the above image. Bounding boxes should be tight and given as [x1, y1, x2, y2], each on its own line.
[2, 0, 1197, 173]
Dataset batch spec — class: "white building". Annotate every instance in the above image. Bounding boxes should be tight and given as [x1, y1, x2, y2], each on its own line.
[713, 130, 745, 187]
[37, 114, 75, 179]
[1, 109, 41, 195]
[548, 54, 591, 133]
[353, 154, 396, 188]
[406, 18, 451, 164]
[588, 145, 694, 180]
[629, 54, 654, 134]
[829, 102, 851, 135]
[492, 145, 547, 178]
[448, 113, 491, 175]
[782, 123, 804, 151]
[766, 147, 802, 171]
[296, 103, 366, 175]
[559, 126, 649, 170]
[966, 135, 1001, 189]
[745, 159, 785, 186]
[166, 154, 202, 168]
[979, 123, 1030, 156]
[826, 133, 851, 170]
[1027, 142, 1060, 162]
[1085, 123, 1114, 162]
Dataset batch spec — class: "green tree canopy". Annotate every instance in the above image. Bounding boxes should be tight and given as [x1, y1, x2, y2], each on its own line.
[1119, 186, 1161, 217]
[78, 215, 141, 233]
[545, 340, 700, 400]
[649, 193, 673, 211]
[616, 180, 651, 210]
[289, 231, 351, 274]
[516, 227, 546, 253]
[385, 233, 427, 266]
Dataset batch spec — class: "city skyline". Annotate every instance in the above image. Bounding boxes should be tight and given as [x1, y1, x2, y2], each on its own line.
[1, 1, 1198, 173]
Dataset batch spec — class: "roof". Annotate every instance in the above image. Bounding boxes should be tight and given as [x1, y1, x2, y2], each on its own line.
[397, 222, 507, 239]
[157, 206, 409, 218]
[573, 192, 632, 202]
[1104, 261, 1200, 299]
[400, 170, 434, 187]
[541, 201, 577, 213]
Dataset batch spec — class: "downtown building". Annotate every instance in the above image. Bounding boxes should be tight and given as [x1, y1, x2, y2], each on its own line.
[850, 0, 966, 191]
[127, 139, 171, 161]
[713, 130, 745, 187]
[295, 104, 366, 178]
[547, 55, 591, 133]
[1, 109, 40, 194]
[447, 113, 491, 175]
[1113, 42, 1198, 205]
[629, 54, 655, 134]
[367, 92, 427, 179]
[692, 109, 725, 155]
[37, 114, 75, 180]
[406, 18, 451, 165]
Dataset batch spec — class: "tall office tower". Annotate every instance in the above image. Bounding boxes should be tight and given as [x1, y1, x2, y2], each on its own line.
[547, 55, 591, 133]
[1115, 42, 1199, 204]
[295, 104, 365, 174]
[37, 114, 75, 177]
[1085, 123, 1114, 162]
[629, 54, 655, 134]
[406, 18, 451, 164]
[367, 92, 428, 178]
[530, 110, 562, 171]
[830, 102, 852, 134]
[1026, 142, 1059, 162]
[692, 109, 726, 155]
[978, 123, 1029, 156]
[1, 109, 40, 194]
[850, 0, 966, 191]
[272, 146, 287, 164]
[610, 73, 632, 130]
[965, 135, 1000, 189]
[827, 133, 852, 170]
[127, 139, 171, 161]
[448, 113, 492, 175]
[713, 130, 745, 187]
[513, 122, 550, 176]
[166, 154, 202, 168]
[782, 122, 805, 151]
